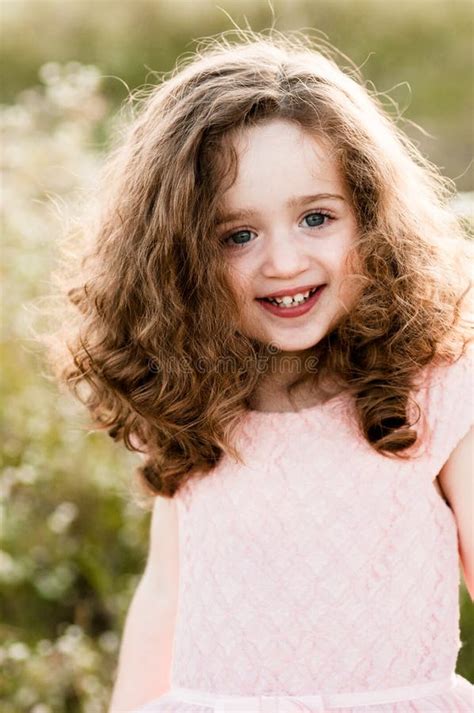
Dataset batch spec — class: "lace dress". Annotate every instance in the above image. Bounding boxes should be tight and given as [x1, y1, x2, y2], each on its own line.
[134, 349, 474, 712]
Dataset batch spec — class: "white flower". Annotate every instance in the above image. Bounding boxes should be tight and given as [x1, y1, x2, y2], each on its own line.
[8, 641, 30, 660]
[47, 501, 78, 533]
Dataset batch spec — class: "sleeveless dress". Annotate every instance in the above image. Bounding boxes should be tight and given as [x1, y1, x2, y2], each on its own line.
[134, 349, 474, 713]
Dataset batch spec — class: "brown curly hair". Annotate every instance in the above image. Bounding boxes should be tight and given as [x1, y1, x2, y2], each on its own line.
[41, 31, 473, 499]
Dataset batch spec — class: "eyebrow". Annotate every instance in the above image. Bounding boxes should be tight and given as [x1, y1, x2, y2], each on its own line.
[215, 193, 346, 226]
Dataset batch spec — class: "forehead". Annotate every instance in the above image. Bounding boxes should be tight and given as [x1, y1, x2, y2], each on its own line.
[219, 119, 346, 210]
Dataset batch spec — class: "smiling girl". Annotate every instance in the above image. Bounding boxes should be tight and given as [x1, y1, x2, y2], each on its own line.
[216, 119, 362, 414]
[45, 32, 473, 713]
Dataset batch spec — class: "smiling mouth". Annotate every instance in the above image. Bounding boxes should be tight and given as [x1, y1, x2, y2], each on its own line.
[257, 285, 320, 308]
[255, 284, 327, 319]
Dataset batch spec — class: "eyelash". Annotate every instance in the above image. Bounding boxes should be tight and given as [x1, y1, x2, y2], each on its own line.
[222, 210, 335, 249]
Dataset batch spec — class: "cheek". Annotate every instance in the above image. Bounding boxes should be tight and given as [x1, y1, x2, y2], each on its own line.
[227, 262, 250, 295]
[325, 248, 355, 280]
[226, 266, 259, 326]
[229, 257, 263, 304]
[325, 240, 362, 309]
[334, 230, 361, 276]
[337, 253, 364, 310]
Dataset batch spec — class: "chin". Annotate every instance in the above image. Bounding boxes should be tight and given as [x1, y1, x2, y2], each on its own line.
[257, 329, 327, 354]
[278, 337, 324, 353]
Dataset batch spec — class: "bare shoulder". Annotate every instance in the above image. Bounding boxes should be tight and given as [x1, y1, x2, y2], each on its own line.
[141, 494, 180, 608]
[433, 476, 449, 505]
[438, 425, 474, 600]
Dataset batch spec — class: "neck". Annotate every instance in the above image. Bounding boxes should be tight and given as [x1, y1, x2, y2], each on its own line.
[249, 348, 331, 413]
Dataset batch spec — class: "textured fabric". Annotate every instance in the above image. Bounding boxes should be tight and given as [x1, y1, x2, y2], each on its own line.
[135, 348, 474, 712]
[134, 674, 469, 711]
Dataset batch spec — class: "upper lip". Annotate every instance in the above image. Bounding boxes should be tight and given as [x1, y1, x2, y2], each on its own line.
[257, 283, 323, 299]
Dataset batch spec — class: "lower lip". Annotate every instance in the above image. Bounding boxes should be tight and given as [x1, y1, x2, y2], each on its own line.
[256, 285, 326, 319]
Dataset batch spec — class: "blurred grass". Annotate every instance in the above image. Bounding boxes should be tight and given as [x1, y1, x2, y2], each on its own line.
[1, 2, 473, 711]
[1, 0, 473, 190]
[0, 62, 151, 712]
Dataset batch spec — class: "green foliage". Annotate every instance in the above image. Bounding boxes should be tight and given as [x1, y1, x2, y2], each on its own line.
[1, 65, 150, 713]
[1, 0, 473, 189]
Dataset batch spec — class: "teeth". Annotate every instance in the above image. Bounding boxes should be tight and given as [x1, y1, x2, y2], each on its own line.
[267, 287, 317, 307]
[290, 293, 303, 303]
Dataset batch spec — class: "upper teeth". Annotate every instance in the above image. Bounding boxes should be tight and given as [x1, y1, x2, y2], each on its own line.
[268, 288, 316, 305]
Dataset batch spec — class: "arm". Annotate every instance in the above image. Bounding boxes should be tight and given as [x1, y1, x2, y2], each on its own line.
[438, 425, 474, 601]
[108, 494, 180, 712]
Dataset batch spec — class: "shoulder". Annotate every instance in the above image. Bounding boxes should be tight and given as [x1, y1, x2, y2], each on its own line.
[142, 495, 179, 604]
[414, 343, 474, 466]
[438, 425, 474, 599]
[419, 342, 474, 389]
[415, 342, 474, 406]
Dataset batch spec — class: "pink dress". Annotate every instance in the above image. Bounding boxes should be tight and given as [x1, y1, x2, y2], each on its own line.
[134, 349, 474, 712]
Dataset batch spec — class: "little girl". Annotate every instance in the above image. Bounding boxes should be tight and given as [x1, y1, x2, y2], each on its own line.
[46, 32, 474, 713]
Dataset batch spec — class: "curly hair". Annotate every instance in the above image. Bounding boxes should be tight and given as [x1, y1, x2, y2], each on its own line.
[41, 31, 473, 498]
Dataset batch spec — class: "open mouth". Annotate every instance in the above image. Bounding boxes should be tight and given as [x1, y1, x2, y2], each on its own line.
[257, 285, 321, 308]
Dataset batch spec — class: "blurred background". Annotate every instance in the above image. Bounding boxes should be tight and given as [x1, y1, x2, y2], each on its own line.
[1, 1, 473, 711]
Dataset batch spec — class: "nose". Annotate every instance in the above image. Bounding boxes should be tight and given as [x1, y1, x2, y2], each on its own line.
[260, 229, 310, 278]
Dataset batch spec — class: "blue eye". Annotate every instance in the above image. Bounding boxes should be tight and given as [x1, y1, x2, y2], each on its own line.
[224, 229, 255, 248]
[222, 211, 333, 249]
[302, 211, 331, 228]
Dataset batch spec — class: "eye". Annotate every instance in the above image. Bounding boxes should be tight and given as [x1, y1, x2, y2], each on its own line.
[301, 211, 333, 228]
[223, 229, 256, 249]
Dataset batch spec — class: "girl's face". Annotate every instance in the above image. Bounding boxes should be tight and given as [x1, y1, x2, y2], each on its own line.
[217, 119, 360, 355]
